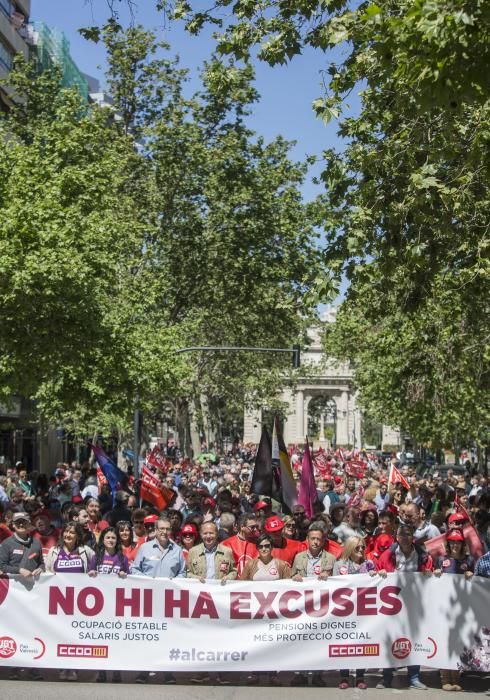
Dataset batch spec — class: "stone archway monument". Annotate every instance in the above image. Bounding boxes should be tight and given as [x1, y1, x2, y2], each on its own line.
[243, 326, 362, 448]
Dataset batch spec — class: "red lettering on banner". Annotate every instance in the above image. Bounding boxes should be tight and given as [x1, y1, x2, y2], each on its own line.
[191, 592, 219, 619]
[230, 592, 251, 619]
[164, 588, 189, 617]
[115, 588, 141, 617]
[331, 588, 354, 616]
[143, 588, 153, 617]
[379, 586, 402, 615]
[357, 587, 378, 615]
[77, 587, 104, 616]
[304, 590, 330, 617]
[49, 586, 75, 615]
[278, 591, 302, 618]
[254, 592, 279, 619]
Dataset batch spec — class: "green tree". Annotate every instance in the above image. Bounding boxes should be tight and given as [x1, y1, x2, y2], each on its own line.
[1, 27, 325, 449]
[159, 0, 490, 451]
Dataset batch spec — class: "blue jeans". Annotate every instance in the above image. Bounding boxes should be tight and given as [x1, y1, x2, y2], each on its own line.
[383, 665, 420, 685]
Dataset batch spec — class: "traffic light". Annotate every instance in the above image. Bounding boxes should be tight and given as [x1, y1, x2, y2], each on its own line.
[292, 344, 300, 368]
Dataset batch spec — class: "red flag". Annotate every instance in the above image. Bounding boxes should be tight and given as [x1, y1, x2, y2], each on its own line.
[96, 466, 108, 491]
[297, 439, 317, 518]
[146, 446, 169, 473]
[388, 464, 410, 490]
[140, 465, 173, 511]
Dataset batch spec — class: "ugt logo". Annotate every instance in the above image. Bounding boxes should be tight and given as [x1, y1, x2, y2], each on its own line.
[392, 637, 412, 659]
[0, 637, 17, 659]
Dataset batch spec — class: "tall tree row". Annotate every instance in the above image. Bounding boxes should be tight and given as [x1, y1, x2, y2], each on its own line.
[160, 0, 490, 452]
[0, 25, 322, 443]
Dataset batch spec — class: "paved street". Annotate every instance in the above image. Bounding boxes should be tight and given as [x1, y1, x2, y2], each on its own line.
[0, 670, 488, 698]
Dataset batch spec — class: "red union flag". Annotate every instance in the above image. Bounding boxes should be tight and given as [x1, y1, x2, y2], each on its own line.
[146, 446, 170, 473]
[388, 464, 410, 490]
[140, 465, 173, 511]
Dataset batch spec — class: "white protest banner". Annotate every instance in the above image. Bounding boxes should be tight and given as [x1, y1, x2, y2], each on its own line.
[0, 573, 488, 672]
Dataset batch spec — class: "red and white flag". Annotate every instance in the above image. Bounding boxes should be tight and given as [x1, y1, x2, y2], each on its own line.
[96, 466, 108, 491]
[146, 446, 170, 473]
[388, 464, 410, 490]
[140, 465, 173, 511]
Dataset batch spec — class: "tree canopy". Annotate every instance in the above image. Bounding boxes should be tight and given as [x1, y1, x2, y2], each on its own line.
[0, 27, 323, 443]
[158, 0, 490, 450]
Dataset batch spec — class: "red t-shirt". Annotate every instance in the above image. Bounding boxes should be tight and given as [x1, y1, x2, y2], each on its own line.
[271, 537, 305, 566]
[221, 535, 258, 576]
[32, 528, 60, 561]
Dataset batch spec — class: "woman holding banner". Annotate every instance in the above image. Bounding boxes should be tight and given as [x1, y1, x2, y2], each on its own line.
[334, 535, 376, 689]
[88, 526, 129, 682]
[46, 522, 94, 682]
[240, 533, 290, 685]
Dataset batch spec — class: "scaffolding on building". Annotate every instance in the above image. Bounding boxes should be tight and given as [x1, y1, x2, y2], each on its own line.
[31, 21, 88, 101]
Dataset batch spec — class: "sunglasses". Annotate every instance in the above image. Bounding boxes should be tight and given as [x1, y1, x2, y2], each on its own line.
[258, 544, 272, 550]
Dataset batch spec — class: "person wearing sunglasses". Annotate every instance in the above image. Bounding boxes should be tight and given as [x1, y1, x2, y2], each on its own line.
[221, 513, 260, 576]
[180, 523, 199, 561]
[240, 533, 290, 686]
[334, 536, 376, 690]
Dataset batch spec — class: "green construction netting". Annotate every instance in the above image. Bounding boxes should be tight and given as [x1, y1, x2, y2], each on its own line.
[32, 21, 89, 101]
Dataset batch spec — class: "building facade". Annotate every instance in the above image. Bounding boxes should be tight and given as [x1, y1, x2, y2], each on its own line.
[0, 0, 31, 110]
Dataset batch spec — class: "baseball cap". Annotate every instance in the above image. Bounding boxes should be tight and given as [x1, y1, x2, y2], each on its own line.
[264, 516, 284, 533]
[181, 524, 198, 537]
[448, 512, 467, 524]
[12, 512, 30, 524]
[144, 514, 159, 525]
[253, 500, 269, 513]
[446, 530, 465, 542]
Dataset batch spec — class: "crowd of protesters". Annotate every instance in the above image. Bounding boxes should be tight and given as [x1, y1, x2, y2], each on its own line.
[0, 446, 489, 689]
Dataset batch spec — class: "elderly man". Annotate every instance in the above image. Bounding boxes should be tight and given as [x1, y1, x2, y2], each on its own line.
[187, 522, 237, 583]
[402, 503, 440, 544]
[0, 513, 44, 680]
[131, 517, 185, 684]
[290, 522, 336, 688]
[187, 522, 236, 686]
[131, 517, 185, 579]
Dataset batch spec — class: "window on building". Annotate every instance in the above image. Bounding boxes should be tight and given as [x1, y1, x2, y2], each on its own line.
[0, 38, 13, 71]
[0, 0, 12, 19]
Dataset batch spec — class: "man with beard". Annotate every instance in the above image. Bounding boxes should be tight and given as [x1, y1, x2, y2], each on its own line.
[221, 513, 260, 575]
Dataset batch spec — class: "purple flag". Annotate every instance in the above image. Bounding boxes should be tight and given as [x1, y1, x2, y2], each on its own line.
[297, 438, 317, 518]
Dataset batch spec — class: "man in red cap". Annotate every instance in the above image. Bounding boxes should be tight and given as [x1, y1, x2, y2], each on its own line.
[144, 513, 158, 540]
[221, 513, 260, 575]
[447, 512, 468, 530]
[253, 498, 274, 518]
[265, 516, 304, 566]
